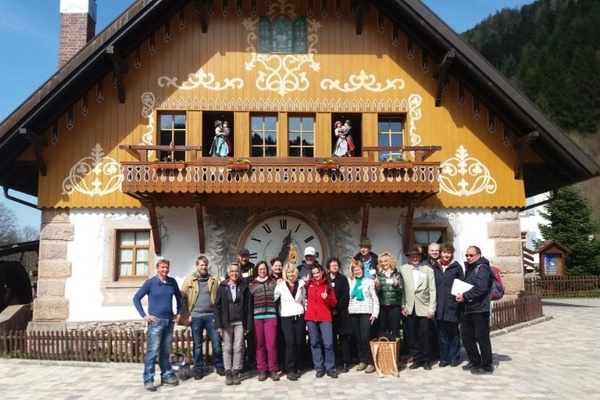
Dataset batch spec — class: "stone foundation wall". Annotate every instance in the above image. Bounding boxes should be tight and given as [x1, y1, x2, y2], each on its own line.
[488, 210, 525, 298]
[66, 320, 146, 332]
[31, 210, 74, 327]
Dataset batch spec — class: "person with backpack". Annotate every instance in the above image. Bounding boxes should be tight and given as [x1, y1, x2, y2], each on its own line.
[455, 246, 494, 375]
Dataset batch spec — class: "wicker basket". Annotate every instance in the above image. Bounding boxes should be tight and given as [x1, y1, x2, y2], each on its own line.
[369, 337, 400, 377]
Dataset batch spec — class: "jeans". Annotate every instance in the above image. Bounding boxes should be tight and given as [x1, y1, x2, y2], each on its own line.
[438, 320, 461, 363]
[143, 318, 175, 384]
[222, 322, 245, 371]
[350, 314, 373, 364]
[254, 317, 279, 372]
[191, 316, 224, 374]
[306, 320, 335, 373]
[461, 312, 492, 368]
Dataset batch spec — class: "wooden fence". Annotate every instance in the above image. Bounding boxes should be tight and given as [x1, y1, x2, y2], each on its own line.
[491, 292, 543, 330]
[1, 293, 543, 363]
[524, 275, 600, 298]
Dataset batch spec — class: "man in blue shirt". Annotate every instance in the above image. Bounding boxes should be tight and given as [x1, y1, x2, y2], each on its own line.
[133, 259, 182, 391]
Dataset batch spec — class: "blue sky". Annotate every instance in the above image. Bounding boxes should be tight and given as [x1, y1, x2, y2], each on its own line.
[0, 0, 535, 229]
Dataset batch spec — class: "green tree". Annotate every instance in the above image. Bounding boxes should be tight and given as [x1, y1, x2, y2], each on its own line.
[538, 187, 600, 275]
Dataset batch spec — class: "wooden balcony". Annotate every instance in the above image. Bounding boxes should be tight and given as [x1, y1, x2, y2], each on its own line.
[120, 145, 441, 198]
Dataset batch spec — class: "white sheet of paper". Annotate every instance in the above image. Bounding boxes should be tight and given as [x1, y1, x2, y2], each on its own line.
[451, 279, 474, 296]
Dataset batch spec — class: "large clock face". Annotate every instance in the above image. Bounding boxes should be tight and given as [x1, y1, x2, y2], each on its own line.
[243, 214, 325, 265]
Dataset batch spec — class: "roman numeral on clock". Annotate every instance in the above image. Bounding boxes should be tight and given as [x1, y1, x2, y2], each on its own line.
[250, 237, 261, 243]
[304, 235, 315, 243]
[280, 219, 287, 229]
[262, 224, 272, 234]
[249, 252, 257, 259]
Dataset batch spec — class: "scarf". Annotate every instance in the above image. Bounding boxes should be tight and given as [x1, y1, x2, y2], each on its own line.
[351, 277, 365, 301]
[440, 259, 451, 266]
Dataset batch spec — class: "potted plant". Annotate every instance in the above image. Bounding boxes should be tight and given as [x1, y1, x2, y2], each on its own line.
[381, 154, 413, 170]
[150, 156, 186, 171]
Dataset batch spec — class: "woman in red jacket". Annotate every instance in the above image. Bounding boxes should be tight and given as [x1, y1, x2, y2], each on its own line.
[305, 264, 338, 378]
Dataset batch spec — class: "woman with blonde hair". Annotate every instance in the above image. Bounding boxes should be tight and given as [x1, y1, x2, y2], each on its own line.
[273, 263, 306, 381]
[375, 252, 404, 339]
[348, 258, 379, 373]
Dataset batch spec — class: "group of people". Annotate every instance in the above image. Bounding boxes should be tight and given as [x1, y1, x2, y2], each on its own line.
[133, 240, 496, 391]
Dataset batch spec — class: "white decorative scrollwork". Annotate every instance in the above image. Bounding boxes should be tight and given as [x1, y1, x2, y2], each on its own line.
[320, 69, 405, 93]
[140, 92, 156, 147]
[408, 94, 422, 146]
[157, 68, 243, 91]
[61, 144, 123, 197]
[439, 145, 498, 196]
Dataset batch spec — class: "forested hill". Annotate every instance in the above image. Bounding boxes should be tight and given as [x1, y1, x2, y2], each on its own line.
[462, 0, 600, 134]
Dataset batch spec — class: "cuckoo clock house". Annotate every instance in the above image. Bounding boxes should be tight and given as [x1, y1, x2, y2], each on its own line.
[0, 0, 597, 331]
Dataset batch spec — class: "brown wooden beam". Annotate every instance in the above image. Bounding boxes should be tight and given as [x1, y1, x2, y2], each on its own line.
[360, 194, 372, 240]
[19, 128, 47, 176]
[106, 45, 128, 104]
[193, 194, 206, 253]
[355, 0, 365, 35]
[194, 0, 209, 33]
[514, 131, 539, 179]
[434, 49, 455, 107]
[403, 200, 417, 252]
[145, 198, 161, 255]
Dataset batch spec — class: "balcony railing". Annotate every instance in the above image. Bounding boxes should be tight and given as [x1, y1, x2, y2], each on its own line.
[120, 145, 441, 195]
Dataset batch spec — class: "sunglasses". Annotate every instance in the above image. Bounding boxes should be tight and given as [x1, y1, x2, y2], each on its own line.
[465, 254, 478, 258]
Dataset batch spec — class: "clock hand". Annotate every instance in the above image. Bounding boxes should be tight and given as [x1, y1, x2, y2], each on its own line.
[278, 230, 292, 263]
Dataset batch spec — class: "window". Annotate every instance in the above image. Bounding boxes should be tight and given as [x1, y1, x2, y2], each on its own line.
[159, 113, 186, 161]
[116, 230, 150, 278]
[258, 15, 307, 54]
[288, 115, 314, 157]
[378, 115, 405, 161]
[251, 115, 278, 157]
[413, 228, 446, 249]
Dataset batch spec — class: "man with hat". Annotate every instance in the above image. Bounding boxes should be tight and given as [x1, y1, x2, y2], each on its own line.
[298, 246, 319, 281]
[237, 247, 255, 283]
[399, 245, 437, 370]
[353, 237, 378, 279]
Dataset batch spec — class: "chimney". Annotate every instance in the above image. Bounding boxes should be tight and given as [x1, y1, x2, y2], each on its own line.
[59, 0, 97, 68]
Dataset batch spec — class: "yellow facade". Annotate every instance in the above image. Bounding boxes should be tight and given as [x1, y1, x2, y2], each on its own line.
[38, 1, 525, 209]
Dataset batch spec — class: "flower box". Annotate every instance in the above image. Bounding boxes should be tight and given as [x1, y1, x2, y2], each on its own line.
[151, 162, 186, 171]
[227, 163, 252, 171]
[382, 162, 414, 170]
[315, 163, 339, 171]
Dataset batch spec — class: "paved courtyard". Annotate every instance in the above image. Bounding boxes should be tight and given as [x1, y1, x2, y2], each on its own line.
[1, 298, 599, 399]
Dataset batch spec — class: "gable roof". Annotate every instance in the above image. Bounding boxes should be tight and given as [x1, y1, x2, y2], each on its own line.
[0, 0, 597, 198]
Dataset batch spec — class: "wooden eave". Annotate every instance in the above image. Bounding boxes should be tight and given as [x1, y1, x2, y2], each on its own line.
[0, 0, 598, 199]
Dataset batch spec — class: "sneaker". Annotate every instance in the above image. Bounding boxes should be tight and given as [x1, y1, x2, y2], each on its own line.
[316, 371, 326, 378]
[270, 372, 280, 381]
[327, 370, 339, 378]
[439, 361, 450, 368]
[258, 371, 268, 381]
[341, 364, 349, 373]
[287, 372, 298, 381]
[216, 368, 226, 376]
[450, 361, 461, 367]
[194, 372, 204, 380]
[365, 365, 376, 373]
[225, 370, 233, 386]
[232, 370, 242, 385]
[356, 362, 367, 371]
[144, 382, 156, 392]
[162, 376, 179, 386]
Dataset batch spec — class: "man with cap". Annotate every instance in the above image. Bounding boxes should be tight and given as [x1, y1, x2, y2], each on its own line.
[399, 245, 437, 370]
[298, 246, 319, 281]
[237, 248, 255, 283]
[353, 238, 378, 279]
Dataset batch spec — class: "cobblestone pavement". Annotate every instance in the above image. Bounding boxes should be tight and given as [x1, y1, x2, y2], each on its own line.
[1, 298, 599, 400]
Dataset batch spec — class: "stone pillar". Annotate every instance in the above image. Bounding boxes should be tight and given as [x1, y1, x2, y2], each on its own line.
[488, 210, 524, 298]
[28, 209, 74, 332]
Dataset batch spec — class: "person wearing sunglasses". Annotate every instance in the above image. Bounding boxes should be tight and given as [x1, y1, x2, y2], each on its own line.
[455, 246, 494, 375]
